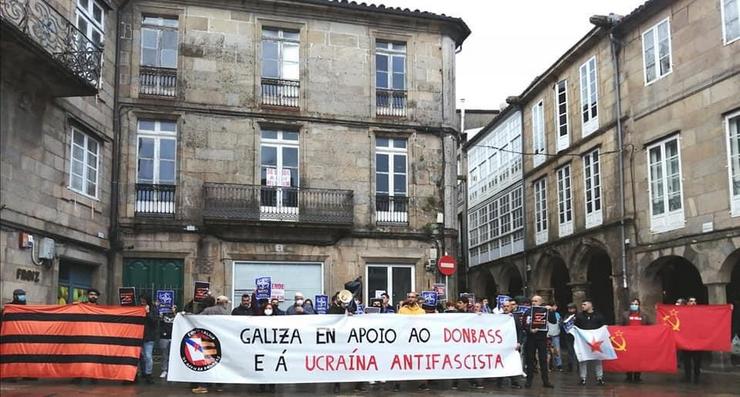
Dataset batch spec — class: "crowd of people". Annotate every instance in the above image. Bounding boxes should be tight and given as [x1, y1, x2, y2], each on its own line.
[0, 287, 721, 393]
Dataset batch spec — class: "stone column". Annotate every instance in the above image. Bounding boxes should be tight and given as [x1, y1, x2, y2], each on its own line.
[706, 282, 732, 371]
[568, 282, 590, 307]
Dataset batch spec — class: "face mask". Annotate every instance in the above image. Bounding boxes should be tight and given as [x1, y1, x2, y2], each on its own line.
[16, 295, 26, 303]
[630, 304, 639, 312]
[295, 299, 304, 306]
[264, 309, 273, 316]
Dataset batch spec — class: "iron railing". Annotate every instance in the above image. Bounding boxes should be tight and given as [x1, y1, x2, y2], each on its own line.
[140, 66, 177, 97]
[203, 183, 353, 225]
[135, 183, 176, 216]
[261, 78, 299, 108]
[0, 0, 102, 88]
[375, 194, 409, 224]
[376, 89, 407, 117]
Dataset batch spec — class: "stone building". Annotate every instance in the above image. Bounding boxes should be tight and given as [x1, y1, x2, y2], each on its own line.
[1, 0, 118, 304]
[112, 0, 469, 308]
[464, 0, 739, 335]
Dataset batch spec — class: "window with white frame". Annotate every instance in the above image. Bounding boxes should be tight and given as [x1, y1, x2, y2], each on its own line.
[76, 0, 104, 47]
[727, 111, 740, 216]
[69, 127, 100, 198]
[648, 136, 685, 233]
[643, 18, 672, 84]
[557, 165, 573, 237]
[262, 28, 299, 80]
[532, 100, 546, 167]
[579, 56, 599, 136]
[376, 138, 408, 223]
[375, 41, 407, 116]
[260, 130, 299, 218]
[583, 149, 602, 228]
[141, 16, 178, 68]
[136, 120, 177, 185]
[721, 0, 740, 44]
[555, 80, 569, 151]
[466, 185, 524, 266]
[534, 178, 548, 245]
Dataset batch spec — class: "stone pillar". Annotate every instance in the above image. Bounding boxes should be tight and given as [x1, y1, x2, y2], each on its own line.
[705, 282, 732, 371]
[569, 282, 590, 307]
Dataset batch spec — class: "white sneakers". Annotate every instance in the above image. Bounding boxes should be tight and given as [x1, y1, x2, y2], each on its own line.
[160, 371, 167, 379]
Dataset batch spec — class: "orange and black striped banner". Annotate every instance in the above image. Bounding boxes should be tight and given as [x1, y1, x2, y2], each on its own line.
[0, 304, 145, 381]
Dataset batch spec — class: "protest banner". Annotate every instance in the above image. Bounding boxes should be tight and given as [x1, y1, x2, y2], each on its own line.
[0, 304, 145, 381]
[656, 304, 732, 351]
[118, 287, 136, 306]
[255, 277, 272, 300]
[156, 290, 175, 314]
[194, 281, 210, 302]
[168, 313, 522, 384]
[603, 325, 677, 373]
[314, 295, 329, 314]
[271, 283, 286, 302]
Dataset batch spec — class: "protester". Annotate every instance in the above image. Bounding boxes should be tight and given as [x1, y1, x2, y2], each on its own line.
[575, 299, 606, 386]
[139, 294, 158, 385]
[10, 289, 27, 305]
[547, 303, 562, 371]
[192, 296, 220, 394]
[443, 301, 458, 313]
[451, 298, 483, 390]
[85, 289, 100, 304]
[231, 293, 254, 315]
[454, 297, 469, 313]
[395, 292, 429, 392]
[270, 298, 285, 315]
[380, 292, 395, 313]
[329, 290, 365, 393]
[621, 298, 649, 383]
[523, 295, 555, 389]
[286, 292, 315, 314]
[304, 298, 316, 314]
[682, 297, 703, 384]
[496, 300, 523, 389]
[561, 303, 578, 372]
[258, 302, 277, 393]
[472, 302, 483, 313]
[158, 303, 177, 379]
[481, 298, 492, 313]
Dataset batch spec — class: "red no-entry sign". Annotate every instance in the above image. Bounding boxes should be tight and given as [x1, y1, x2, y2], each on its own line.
[438, 255, 457, 276]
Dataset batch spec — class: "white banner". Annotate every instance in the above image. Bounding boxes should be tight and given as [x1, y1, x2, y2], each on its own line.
[168, 313, 522, 384]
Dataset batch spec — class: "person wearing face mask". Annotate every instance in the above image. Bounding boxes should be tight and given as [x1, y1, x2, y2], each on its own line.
[621, 298, 650, 383]
[257, 303, 277, 393]
[11, 289, 27, 305]
[286, 292, 315, 315]
[304, 298, 316, 314]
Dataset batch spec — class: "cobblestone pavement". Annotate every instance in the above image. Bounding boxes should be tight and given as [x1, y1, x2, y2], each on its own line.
[2, 370, 740, 397]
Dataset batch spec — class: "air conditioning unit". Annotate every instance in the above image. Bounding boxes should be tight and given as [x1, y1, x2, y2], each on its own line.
[38, 238, 56, 260]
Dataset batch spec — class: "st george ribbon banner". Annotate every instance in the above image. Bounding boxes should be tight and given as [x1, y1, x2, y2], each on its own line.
[168, 313, 523, 384]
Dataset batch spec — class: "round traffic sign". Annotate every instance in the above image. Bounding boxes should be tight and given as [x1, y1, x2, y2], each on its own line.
[438, 255, 457, 276]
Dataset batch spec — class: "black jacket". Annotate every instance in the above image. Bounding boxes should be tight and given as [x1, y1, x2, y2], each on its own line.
[143, 305, 158, 342]
[159, 312, 176, 339]
[231, 304, 254, 316]
[575, 311, 605, 330]
[523, 308, 557, 336]
[510, 312, 525, 343]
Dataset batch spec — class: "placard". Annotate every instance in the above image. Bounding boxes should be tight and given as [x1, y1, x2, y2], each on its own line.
[156, 289, 175, 314]
[280, 169, 292, 187]
[496, 295, 511, 311]
[374, 290, 386, 299]
[271, 283, 285, 302]
[421, 291, 437, 307]
[194, 281, 210, 303]
[531, 306, 549, 331]
[314, 295, 329, 314]
[255, 277, 272, 300]
[266, 168, 278, 187]
[118, 287, 136, 306]
[433, 283, 446, 298]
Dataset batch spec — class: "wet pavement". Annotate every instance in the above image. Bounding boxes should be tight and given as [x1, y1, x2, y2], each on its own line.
[2, 371, 740, 397]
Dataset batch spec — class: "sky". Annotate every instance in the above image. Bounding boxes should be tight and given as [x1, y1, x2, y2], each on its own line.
[373, 0, 646, 110]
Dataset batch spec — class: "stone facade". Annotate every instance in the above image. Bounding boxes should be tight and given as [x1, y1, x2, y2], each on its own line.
[113, 0, 468, 306]
[1, 0, 118, 304]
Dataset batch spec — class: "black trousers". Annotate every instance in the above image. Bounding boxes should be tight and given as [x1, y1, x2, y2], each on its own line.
[682, 351, 702, 379]
[525, 333, 549, 385]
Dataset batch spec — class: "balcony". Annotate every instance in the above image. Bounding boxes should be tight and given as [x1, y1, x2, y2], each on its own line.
[140, 66, 177, 97]
[203, 183, 353, 226]
[0, 0, 102, 96]
[135, 184, 176, 216]
[261, 78, 299, 109]
[375, 194, 408, 225]
[376, 89, 407, 118]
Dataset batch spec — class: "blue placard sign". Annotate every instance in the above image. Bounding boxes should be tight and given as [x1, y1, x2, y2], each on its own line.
[156, 289, 175, 314]
[255, 277, 272, 300]
[315, 294, 329, 314]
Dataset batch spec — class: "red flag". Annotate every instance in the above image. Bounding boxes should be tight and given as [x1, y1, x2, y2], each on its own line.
[603, 325, 676, 373]
[655, 304, 732, 352]
[1, 304, 145, 381]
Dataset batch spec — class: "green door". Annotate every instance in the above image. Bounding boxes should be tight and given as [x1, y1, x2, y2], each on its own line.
[123, 258, 184, 309]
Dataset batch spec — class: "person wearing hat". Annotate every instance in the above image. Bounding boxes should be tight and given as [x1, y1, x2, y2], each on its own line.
[328, 290, 366, 393]
[286, 292, 315, 315]
[200, 295, 230, 315]
[11, 289, 27, 305]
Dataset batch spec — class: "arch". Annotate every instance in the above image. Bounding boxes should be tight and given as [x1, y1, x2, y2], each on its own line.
[569, 238, 613, 282]
[469, 268, 498, 302]
[642, 255, 707, 305]
[500, 263, 524, 298]
[586, 248, 615, 324]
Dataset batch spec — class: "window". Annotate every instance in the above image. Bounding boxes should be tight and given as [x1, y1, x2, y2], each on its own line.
[367, 264, 414, 306]
[376, 41, 407, 116]
[532, 100, 546, 167]
[721, 0, 740, 44]
[642, 18, 672, 85]
[467, 185, 523, 267]
[727, 111, 740, 216]
[260, 130, 299, 219]
[557, 165, 573, 237]
[583, 149, 602, 228]
[376, 138, 408, 223]
[76, 0, 104, 47]
[57, 262, 94, 305]
[555, 80, 569, 151]
[69, 127, 100, 198]
[261, 28, 300, 108]
[579, 56, 599, 136]
[136, 120, 176, 215]
[647, 136, 684, 233]
[141, 16, 178, 68]
[534, 178, 548, 245]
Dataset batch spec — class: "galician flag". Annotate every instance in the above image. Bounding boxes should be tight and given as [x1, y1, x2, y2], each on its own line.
[569, 325, 618, 361]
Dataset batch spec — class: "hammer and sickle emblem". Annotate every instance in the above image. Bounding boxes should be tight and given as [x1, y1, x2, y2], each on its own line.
[662, 309, 681, 331]
[610, 330, 627, 352]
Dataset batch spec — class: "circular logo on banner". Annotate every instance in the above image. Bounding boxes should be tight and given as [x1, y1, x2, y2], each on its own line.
[180, 328, 222, 371]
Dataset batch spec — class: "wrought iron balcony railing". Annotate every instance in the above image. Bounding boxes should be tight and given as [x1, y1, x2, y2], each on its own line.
[0, 0, 102, 89]
[135, 183, 176, 216]
[376, 89, 407, 117]
[140, 66, 177, 97]
[375, 194, 409, 224]
[203, 183, 353, 225]
[261, 78, 299, 108]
